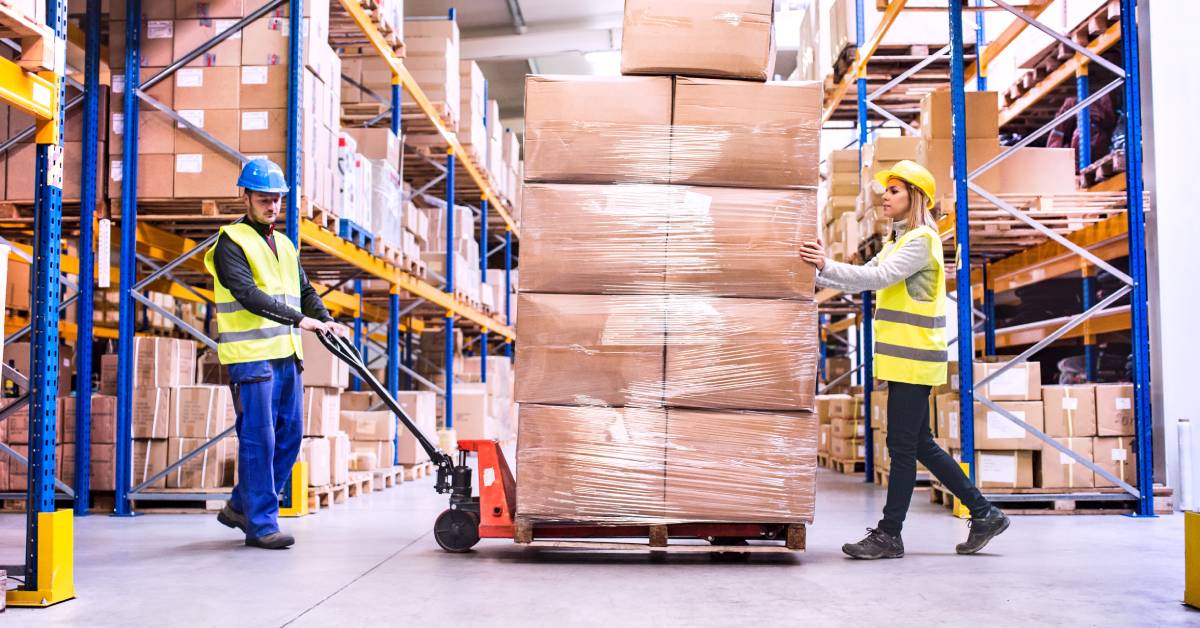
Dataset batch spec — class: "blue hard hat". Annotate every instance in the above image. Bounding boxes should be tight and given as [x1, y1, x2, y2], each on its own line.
[237, 158, 289, 194]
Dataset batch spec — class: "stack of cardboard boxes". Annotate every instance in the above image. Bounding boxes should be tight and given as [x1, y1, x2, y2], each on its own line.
[515, 1, 821, 525]
[297, 329, 352, 485]
[816, 394, 859, 462]
[822, 149, 860, 262]
[457, 355, 516, 442]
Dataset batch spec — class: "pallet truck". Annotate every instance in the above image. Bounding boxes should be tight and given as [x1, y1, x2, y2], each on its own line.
[317, 331, 806, 555]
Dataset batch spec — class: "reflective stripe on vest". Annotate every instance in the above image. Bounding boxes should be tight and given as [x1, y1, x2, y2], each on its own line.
[202, 222, 305, 365]
[873, 225, 948, 386]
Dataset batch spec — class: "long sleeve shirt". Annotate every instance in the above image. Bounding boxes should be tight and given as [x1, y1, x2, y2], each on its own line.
[211, 218, 333, 326]
[816, 224, 940, 302]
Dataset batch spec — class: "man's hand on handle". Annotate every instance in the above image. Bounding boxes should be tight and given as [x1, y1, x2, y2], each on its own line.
[299, 317, 351, 338]
[799, 237, 827, 271]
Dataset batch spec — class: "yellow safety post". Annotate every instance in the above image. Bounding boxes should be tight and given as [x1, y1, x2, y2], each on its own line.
[951, 462, 972, 519]
[278, 461, 309, 518]
[1186, 512, 1200, 609]
[6, 510, 75, 607]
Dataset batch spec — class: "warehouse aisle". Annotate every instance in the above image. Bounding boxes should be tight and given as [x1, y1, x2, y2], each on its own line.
[0, 471, 1190, 627]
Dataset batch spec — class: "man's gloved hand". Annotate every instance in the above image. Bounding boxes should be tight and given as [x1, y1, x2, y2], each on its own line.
[298, 317, 351, 338]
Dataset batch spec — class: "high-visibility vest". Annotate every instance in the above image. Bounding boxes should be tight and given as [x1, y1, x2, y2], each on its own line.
[873, 225, 948, 386]
[202, 222, 304, 365]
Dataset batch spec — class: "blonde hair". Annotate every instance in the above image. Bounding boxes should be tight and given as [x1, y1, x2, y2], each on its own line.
[902, 181, 938, 231]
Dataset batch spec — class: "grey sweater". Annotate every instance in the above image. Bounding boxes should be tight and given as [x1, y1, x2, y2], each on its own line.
[816, 223, 940, 302]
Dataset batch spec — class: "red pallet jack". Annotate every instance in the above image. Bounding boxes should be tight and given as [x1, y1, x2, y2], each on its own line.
[318, 331, 806, 555]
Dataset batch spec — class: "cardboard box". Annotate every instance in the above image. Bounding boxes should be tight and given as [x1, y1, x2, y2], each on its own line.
[973, 360, 1041, 401]
[664, 409, 816, 522]
[664, 297, 818, 411]
[818, 424, 831, 454]
[173, 18, 242, 67]
[166, 436, 234, 489]
[671, 77, 821, 189]
[1038, 437, 1095, 489]
[328, 431, 351, 485]
[1042, 385, 1097, 438]
[110, 110, 176, 154]
[240, 15, 289, 65]
[176, 0, 244, 19]
[993, 148, 1078, 194]
[351, 440, 394, 470]
[302, 386, 342, 438]
[916, 138, 1002, 201]
[132, 439, 169, 490]
[973, 401, 1044, 450]
[1093, 436, 1137, 488]
[237, 109, 287, 153]
[5, 341, 74, 396]
[872, 390, 888, 434]
[517, 405, 668, 521]
[339, 410, 395, 442]
[621, 0, 774, 81]
[523, 75, 672, 184]
[340, 391, 377, 413]
[514, 293, 665, 407]
[109, 20, 175, 68]
[300, 330, 350, 388]
[59, 395, 117, 444]
[171, 385, 235, 438]
[174, 66, 240, 110]
[919, 90, 1000, 140]
[936, 393, 961, 446]
[111, 154, 175, 198]
[173, 107, 239, 153]
[830, 436, 865, 461]
[99, 353, 119, 395]
[349, 450, 378, 471]
[111, 67, 175, 112]
[816, 394, 856, 423]
[341, 128, 399, 164]
[129, 337, 196, 388]
[133, 387, 171, 439]
[831, 417, 865, 439]
[239, 65, 289, 109]
[452, 384, 492, 440]
[394, 391, 437, 465]
[975, 450, 1034, 489]
[1095, 383, 1135, 436]
[301, 437, 331, 486]
[174, 151, 242, 197]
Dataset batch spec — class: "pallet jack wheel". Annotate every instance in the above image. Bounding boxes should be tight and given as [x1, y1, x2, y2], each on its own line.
[434, 509, 480, 553]
[708, 537, 751, 562]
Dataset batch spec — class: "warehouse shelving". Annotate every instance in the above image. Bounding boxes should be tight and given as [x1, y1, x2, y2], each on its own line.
[1, 0, 520, 606]
[820, 0, 1154, 516]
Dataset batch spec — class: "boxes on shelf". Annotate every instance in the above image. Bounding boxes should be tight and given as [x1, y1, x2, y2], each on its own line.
[303, 386, 342, 438]
[973, 401, 1044, 450]
[975, 450, 1035, 489]
[166, 436, 236, 489]
[329, 431, 351, 485]
[830, 417, 864, 440]
[1095, 383, 1135, 436]
[621, 0, 775, 81]
[402, 17, 460, 129]
[1093, 436, 1136, 488]
[1038, 437, 1095, 489]
[1042, 385, 1097, 438]
[133, 386, 171, 439]
[170, 385, 235, 439]
[816, 394, 855, 424]
[830, 436, 864, 461]
[394, 391, 438, 465]
[973, 360, 1041, 401]
[301, 330, 350, 388]
[300, 437, 332, 487]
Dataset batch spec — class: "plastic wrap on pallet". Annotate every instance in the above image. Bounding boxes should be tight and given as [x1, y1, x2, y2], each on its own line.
[516, 405, 817, 524]
[514, 294, 818, 411]
[368, 159, 403, 250]
[522, 75, 821, 189]
[520, 183, 818, 297]
[620, 0, 776, 81]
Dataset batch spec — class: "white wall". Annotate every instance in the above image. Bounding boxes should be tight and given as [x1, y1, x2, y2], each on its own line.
[1142, 0, 1200, 509]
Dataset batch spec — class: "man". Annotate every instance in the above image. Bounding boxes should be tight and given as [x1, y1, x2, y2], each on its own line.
[202, 158, 348, 549]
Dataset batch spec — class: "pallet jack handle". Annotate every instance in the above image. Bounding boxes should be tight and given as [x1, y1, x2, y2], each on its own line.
[315, 330, 457, 494]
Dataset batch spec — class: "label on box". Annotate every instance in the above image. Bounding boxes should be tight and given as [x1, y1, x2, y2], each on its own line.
[857, 445, 866, 458]
[112, 75, 125, 94]
[1111, 448, 1127, 462]
[680, 191, 713, 217]
[111, 160, 123, 182]
[949, 412, 959, 438]
[111, 113, 124, 135]
[855, 424, 865, 438]
[242, 111, 269, 131]
[1059, 450, 1077, 465]
[1116, 397, 1132, 410]
[979, 452, 1017, 484]
[177, 109, 205, 129]
[986, 410, 1026, 440]
[988, 365, 1029, 397]
[1062, 396, 1079, 410]
[242, 66, 269, 85]
[177, 68, 204, 88]
[214, 19, 243, 39]
[147, 20, 174, 39]
[175, 154, 203, 174]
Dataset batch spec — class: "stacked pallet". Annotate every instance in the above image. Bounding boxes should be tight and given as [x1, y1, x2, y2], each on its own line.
[514, 1, 821, 530]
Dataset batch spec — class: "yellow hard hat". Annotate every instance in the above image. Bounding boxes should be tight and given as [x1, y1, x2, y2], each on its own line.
[873, 159, 936, 210]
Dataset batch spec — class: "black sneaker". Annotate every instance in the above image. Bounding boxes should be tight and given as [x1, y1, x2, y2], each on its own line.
[842, 528, 904, 560]
[246, 532, 295, 550]
[956, 506, 1010, 555]
[217, 503, 247, 532]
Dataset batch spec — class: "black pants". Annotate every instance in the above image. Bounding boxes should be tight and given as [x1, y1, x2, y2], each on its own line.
[878, 381, 991, 536]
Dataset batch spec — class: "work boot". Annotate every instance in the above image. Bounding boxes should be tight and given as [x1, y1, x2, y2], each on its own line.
[246, 532, 296, 550]
[216, 503, 247, 533]
[842, 528, 904, 559]
[956, 506, 1010, 555]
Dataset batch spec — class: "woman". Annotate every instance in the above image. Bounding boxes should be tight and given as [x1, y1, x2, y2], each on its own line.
[799, 160, 1009, 559]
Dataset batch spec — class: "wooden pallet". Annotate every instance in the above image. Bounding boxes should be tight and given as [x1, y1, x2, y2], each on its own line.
[1078, 150, 1127, 189]
[372, 465, 404, 490]
[513, 518, 807, 553]
[378, 241, 403, 266]
[0, 2, 55, 72]
[930, 481, 1174, 515]
[817, 452, 831, 469]
[307, 483, 350, 512]
[401, 461, 434, 481]
[347, 471, 374, 497]
[828, 457, 866, 475]
[825, 42, 978, 124]
[873, 467, 933, 488]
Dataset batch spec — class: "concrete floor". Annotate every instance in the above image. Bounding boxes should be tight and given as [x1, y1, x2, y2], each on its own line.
[0, 469, 1193, 627]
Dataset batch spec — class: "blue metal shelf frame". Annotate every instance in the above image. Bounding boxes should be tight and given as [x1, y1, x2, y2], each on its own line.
[444, 149, 456, 429]
[855, 0, 874, 483]
[388, 74, 401, 464]
[504, 228, 512, 358]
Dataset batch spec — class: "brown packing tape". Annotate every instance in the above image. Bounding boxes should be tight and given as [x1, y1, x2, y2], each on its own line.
[1117, 436, 1126, 483]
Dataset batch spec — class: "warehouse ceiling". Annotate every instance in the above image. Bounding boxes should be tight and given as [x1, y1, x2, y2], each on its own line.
[405, 1, 804, 135]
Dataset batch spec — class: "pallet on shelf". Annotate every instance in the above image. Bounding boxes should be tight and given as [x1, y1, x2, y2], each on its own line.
[347, 471, 373, 497]
[1078, 150, 1127, 189]
[929, 481, 1174, 516]
[828, 457, 865, 475]
[401, 461, 434, 481]
[0, 1, 55, 72]
[873, 467, 932, 488]
[372, 465, 403, 490]
[308, 483, 350, 512]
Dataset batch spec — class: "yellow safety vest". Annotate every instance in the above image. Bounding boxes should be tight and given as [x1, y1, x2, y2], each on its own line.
[873, 225, 948, 386]
[202, 222, 304, 365]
